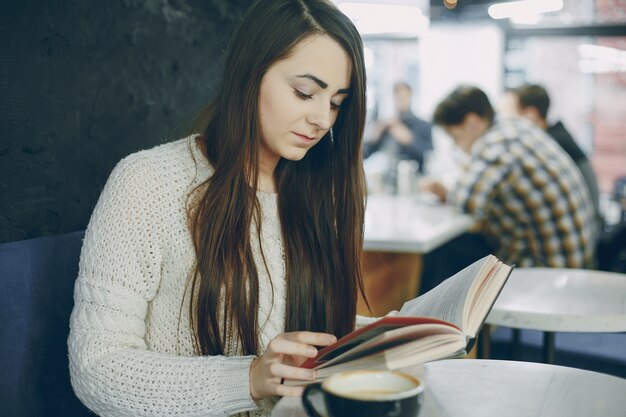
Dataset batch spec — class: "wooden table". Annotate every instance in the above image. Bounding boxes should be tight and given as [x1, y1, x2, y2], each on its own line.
[271, 359, 626, 417]
[359, 194, 473, 316]
[485, 268, 626, 363]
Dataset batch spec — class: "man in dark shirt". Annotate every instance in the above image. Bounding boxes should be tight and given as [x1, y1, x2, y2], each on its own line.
[364, 82, 433, 175]
[500, 84, 600, 224]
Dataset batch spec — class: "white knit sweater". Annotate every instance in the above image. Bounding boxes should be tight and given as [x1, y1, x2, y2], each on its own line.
[69, 136, 270, 416]
[68, 136, 376, 417]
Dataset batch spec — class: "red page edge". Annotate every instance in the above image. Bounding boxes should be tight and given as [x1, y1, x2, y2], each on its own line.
[301, 316, 461, 369]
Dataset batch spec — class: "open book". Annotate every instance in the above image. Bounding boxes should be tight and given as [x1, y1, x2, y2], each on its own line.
[294, 254, 512, 382]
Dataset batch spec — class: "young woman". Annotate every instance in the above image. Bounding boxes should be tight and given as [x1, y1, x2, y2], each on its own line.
[68, 0, 372, 415]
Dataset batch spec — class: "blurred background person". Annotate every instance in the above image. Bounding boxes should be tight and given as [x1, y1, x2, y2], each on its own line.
[363, 82, 433, 192]
[499, 84, 601, 232]
[424, 85, 595, 272]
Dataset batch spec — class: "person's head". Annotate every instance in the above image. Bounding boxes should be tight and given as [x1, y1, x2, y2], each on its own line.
[191, 0, 367, 356]
[433, 85, 494, 152]
[393, 82, 413, 114]
[258, 35, 351, 167]
[506, 84, 550, 128]
[203, 0, 367, 179]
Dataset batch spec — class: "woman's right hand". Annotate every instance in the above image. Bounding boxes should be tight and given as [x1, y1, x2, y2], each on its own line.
[249, 331, 337, 399]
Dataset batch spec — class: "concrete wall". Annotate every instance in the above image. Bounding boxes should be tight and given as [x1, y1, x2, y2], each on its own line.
[0, 0, 254, 243]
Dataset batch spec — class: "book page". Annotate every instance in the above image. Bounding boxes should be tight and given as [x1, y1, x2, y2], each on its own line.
[315, 333, 466, 380]
[314, 322, 408, 363]
[306, 316, 460, 368]
[466, 262, 512, 335]
[399, 255, 494, 331]
[317, 323, 463, 369]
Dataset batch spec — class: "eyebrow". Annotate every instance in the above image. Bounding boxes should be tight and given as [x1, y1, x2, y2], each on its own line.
[295, 73, 350, 95]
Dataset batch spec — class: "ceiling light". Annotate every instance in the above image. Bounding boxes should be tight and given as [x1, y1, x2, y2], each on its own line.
[488, 0, 563, 21]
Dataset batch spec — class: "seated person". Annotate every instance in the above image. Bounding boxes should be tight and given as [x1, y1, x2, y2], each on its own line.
[363, 82, 433, 188]
[499, 83, 601, 230]
[67, 2, 378, 416]
[424, 85, 595, 268]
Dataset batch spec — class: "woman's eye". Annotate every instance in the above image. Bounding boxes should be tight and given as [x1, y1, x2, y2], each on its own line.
[294, 88, 341, 110]
[294, 89, 313, 100]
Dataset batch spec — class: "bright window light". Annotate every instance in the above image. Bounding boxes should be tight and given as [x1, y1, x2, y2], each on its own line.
[488, 0, 563, 21]
[337, 2, 429, 36]
[578, 44, 626, 73]
[364, 47, 375, 69]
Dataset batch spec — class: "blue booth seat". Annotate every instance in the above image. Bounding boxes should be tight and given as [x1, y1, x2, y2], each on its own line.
[0, 231, 93, 416]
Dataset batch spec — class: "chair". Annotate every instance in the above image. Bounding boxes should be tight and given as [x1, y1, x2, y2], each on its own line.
[0, 231, 93, 417]
[597, 223, 626, 273]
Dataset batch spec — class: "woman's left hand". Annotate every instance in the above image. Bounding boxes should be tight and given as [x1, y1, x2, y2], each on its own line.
[249, 331, 337, 399]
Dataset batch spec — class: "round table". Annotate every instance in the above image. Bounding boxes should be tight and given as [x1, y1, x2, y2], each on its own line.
[485, 268, 626, 362]
[271, 359, 626, 417]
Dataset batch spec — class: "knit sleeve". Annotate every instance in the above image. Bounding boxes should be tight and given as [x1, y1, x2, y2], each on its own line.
[68, 153, 258, 417]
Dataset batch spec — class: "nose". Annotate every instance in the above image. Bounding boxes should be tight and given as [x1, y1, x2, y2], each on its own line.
[307, 101, 333, 130]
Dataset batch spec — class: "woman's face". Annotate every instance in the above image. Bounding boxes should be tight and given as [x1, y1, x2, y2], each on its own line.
[258, 34, 352, 169]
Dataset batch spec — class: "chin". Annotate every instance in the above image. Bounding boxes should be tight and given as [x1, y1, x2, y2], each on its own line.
[281, 149, 309, 162]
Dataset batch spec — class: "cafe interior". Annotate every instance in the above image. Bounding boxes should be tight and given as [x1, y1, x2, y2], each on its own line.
[1, 0, 626, 416]
[345, 0, 626, 365]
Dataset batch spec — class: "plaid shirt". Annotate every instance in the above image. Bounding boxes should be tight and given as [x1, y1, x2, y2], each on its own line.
[450, 119, 595, 268]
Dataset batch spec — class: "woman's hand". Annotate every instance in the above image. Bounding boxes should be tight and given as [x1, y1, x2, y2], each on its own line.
[249, 331, 337, 399]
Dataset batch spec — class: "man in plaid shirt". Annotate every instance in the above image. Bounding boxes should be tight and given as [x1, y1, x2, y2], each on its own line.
[425, 86, 594, 268]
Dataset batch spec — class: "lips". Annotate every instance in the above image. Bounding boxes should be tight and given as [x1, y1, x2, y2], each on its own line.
[293, 132, 317, 142]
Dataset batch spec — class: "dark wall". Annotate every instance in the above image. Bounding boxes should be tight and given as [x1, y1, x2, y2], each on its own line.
[0, 0, 254, 243]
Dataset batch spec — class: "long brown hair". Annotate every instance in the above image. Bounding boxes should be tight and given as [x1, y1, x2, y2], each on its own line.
[188, 0, 367, 356]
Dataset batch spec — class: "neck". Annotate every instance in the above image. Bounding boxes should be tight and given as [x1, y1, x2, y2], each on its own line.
[258, 153, 278, 193]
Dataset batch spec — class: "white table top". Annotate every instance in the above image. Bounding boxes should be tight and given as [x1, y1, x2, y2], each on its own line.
[486, 268, 626, 332]
[363, 194, 474, 254]
[271, 359, 626, 417]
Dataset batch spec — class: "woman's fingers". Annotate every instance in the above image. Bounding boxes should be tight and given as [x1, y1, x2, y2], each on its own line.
[262, 381, 306, 397]
[269, 362, 316, 381]
[265, 338, 316, 359]
[250, 331, 337, 400]
[280, 331, 337, 347]
[274, 383, 306, 397]
[250, 356, 315, 399]
[264, 332, 337, 360]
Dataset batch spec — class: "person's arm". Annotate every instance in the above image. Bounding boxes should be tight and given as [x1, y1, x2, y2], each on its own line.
[69, 154, 258, 417]
[420, 178, 449, 203]
[390, 117, 433, 163]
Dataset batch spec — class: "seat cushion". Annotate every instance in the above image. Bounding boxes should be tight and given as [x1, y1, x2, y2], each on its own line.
[0, 231, 92, 416]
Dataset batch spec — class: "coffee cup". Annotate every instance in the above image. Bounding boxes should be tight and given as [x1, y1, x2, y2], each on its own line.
[302, 370, 424, 417]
